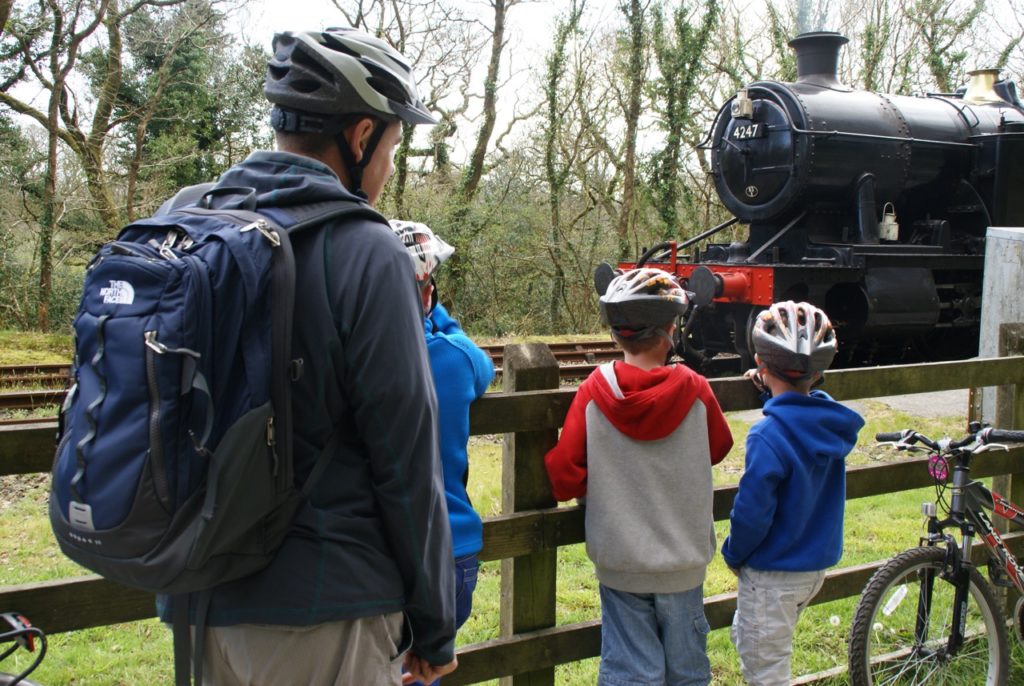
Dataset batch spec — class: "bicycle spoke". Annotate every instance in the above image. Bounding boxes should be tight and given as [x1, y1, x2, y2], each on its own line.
[848, 547, 1007, 685]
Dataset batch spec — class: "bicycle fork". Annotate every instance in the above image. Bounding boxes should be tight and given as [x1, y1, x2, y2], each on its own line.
[915, 525, 974, 659]
[917, 482, 1024, 660]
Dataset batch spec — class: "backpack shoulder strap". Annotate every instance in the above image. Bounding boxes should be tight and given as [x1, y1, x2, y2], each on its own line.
[155, 182, 217, 216]
[171, 201, 377, 492]
[262, 200, 389, 234]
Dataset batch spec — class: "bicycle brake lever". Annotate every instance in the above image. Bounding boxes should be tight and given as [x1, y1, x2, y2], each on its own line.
[887, 442, 926, 452]
[974, 442, 1009, 453]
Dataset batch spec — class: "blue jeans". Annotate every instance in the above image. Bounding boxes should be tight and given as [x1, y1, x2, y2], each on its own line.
[409, 554, 479, 686]
[598, 583, 711, 686]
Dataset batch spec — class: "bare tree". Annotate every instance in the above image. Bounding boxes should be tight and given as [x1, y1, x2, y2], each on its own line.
[457, 0, 519, 204]
[908, 0, 984, 91]
[649, 0, 719, 238]
[543, 2, 585, 330]
[331, 0, 484, 214]
[1, 0, 112, 329]
[0, 0, 12, 37]
[613, 0, 645, 258]
[0, 0, 225, 328]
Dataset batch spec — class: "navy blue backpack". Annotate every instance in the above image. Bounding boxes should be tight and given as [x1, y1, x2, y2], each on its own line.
[49, 186, 385, 683]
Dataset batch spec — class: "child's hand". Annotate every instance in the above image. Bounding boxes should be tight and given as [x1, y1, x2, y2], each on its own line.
[743, 368, 766, 394]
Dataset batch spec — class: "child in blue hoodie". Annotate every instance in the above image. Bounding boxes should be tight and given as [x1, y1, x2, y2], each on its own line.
[391, 220, 495, 685]
[722, 302, 864, 686]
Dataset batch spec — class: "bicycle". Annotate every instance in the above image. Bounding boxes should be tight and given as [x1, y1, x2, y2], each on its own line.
[847, 422, 1024, 685]
[0, 612, 45, 686]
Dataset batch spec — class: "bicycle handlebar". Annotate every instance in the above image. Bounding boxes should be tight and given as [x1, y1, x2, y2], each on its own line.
[876, 427, 1024, 452]
[875, 431, 906, 443]
[983, 428, 1024, 444]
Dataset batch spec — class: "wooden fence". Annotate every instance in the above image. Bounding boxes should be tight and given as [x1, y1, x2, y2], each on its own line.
[3, 324, 1024, 685]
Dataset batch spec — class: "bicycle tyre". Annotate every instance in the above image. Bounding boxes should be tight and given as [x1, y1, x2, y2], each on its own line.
[0, 674, 45, 686]
[848, 546, 1008, 685]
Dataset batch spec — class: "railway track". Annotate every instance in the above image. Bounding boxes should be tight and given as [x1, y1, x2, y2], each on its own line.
[0, 343, 625, 395]
[0, 344, 742, 423]
[0, 340, 741, 416]
[0, 389, 66, 411]
[479, 340, 619, 368]
[0, 363, 70, 387]
[0, 341, 739, 409]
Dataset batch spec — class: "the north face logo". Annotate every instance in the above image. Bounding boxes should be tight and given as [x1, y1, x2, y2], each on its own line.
[100, 280, 135, 305]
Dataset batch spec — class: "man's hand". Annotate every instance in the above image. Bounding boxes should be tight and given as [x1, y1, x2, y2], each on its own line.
[402, 653, 458, 684]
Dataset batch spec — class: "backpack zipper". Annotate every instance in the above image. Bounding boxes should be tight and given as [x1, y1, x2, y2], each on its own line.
[239, 219, 281, 246]
[144, 331, 172, 509]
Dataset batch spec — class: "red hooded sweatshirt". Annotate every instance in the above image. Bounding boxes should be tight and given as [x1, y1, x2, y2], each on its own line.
[545, 361, 733, 502]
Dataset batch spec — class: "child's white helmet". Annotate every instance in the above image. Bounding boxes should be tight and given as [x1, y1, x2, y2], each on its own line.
[751, 301, 837, 379]
[389, 220, 455, 284]
[599, 268, 689, 339]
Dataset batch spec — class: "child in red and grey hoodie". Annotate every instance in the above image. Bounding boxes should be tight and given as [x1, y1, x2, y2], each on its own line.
[544, 268, 733, 686]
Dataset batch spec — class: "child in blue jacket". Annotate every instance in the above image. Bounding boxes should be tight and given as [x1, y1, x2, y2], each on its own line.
[722, 301, 864, 686]
[391, 220, 494, 686]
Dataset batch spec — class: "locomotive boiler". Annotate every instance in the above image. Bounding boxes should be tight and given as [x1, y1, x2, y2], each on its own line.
[618, 32, 1024, 373]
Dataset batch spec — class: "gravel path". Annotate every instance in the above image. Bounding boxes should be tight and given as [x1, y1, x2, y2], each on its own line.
[731, 388, 970, 424]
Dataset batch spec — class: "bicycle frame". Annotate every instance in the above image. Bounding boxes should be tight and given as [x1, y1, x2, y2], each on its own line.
[962, 482, 1024, 593]
[916, 453, 1024, 656]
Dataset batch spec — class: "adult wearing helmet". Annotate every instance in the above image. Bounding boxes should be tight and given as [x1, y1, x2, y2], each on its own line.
[723, 301, 864, 685]
[265, 27, 437, 201]
[390, 220, 493, 686]
[159, 28, 456, 686]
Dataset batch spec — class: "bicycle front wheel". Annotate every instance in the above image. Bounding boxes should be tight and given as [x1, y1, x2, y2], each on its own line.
[848, 546, 1008, 685]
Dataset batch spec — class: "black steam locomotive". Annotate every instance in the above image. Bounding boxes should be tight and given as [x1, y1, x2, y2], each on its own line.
[619, 32, 1024, 373]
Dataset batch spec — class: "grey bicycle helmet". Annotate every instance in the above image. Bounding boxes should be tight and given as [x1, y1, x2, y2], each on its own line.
[751, 301, 837, 379]
[389, 220, 455, 284]
[599, 268, 689, 340]
[265, 28, 436, 127]
[265, 28, 436, 196]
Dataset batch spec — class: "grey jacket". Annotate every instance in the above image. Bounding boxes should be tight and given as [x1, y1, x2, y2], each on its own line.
[164, 151, 455, 664]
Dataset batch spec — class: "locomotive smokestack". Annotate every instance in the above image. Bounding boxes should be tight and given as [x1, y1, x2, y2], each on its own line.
[788, 31, 849, 88]
[963, 69, 1004, 105]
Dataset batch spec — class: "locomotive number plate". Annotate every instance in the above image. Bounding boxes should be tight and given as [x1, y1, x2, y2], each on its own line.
[731, 123, 765, 140]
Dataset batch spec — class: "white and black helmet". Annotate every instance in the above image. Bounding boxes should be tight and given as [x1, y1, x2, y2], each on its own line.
[265, 28, 437, 129]
[599, 268, 689, 339]
[389, 220, 454, 284]
[751, 301, 837, 379]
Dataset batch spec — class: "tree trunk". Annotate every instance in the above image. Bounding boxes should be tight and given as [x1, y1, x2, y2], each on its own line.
[615, 0, 644, 260]
[458, 0, 508, 203]
[0, 0, 12, 38]
[38, 102, 60, 331]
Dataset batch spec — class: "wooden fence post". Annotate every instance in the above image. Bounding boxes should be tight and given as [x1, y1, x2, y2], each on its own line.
[976, 227, 1024, 424]
[499, 343, 560, 686]
[992, 323, 1024, 614]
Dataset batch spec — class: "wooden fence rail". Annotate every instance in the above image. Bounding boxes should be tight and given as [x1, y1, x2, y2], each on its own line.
[3, 342, 1024, 684]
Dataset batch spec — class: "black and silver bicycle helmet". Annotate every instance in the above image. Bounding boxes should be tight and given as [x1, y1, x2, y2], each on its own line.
[751, 301, 837, 379]
[265, 28, 436, 195]
[599, 268, 689, 340]
[265, 28, 436, 127]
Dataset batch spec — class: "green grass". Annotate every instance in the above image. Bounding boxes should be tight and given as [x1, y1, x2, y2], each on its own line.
[0, 380, 1000, 684]
[0, 331, 72, 365]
